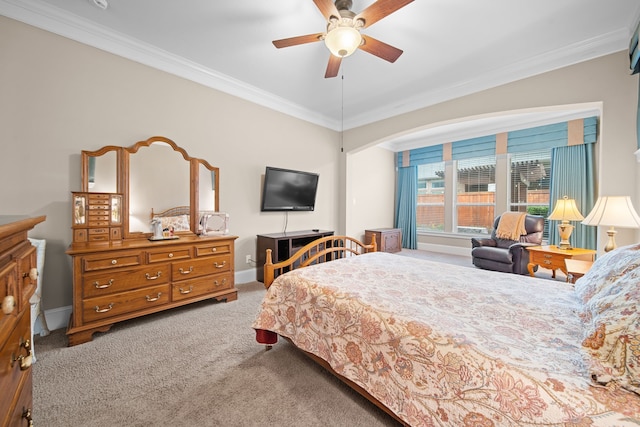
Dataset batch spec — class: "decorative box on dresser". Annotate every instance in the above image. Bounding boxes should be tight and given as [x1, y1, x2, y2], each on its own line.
[66, 234, 238, 346]
[1, 215, 45, 427]
[364, 228, 402, 253]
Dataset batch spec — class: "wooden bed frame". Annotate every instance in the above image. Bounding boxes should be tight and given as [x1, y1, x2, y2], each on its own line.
[262, 235, 377, 289]
[261, 235, 408, 425]
[150, 206, 190, 218]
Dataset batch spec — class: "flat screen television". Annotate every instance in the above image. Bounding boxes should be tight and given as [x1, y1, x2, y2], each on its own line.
[261, 166, 319, 212]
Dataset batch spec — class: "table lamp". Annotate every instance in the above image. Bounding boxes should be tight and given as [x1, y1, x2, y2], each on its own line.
[548, 195, 584, 249]
[581, 196, 640, 252]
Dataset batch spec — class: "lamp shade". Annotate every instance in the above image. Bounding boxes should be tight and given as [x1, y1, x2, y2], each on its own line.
[581, 196, 640, 228]
[324, 26, 362, 58]
[548, 196, 584, 221]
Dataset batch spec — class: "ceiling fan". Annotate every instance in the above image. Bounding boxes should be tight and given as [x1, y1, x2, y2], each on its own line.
[272, 0, 414, 78]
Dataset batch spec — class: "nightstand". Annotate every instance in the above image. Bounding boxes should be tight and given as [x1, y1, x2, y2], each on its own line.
[526, 245, 596, 279]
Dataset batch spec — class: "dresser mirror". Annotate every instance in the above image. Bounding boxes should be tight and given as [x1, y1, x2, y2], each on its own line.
[81, 146, 120, 194]
[81, 136, 219, 239]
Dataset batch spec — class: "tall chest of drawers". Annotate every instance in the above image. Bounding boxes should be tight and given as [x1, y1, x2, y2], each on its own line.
[0, 216, 45, 427]
[66, 235, 237, 346]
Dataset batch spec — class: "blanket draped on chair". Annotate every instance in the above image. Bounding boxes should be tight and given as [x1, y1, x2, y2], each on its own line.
[495, 212, 527, 240]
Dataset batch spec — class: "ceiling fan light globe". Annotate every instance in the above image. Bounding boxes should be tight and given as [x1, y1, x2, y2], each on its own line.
[324, 26, 361, 58]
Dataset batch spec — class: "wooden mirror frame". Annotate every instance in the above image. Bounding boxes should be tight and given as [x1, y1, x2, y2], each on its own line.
[81, 136, 219, 239]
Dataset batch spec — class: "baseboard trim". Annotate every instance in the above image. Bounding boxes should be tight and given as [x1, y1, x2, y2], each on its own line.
[417, 242, 471, 257]
[235, 268, 256, 285]
[37, 305, 71, 334]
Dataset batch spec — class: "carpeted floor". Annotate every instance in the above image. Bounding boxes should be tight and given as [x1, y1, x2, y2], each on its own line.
[32, 249, 566, 426]
[33, 282, 399, 427]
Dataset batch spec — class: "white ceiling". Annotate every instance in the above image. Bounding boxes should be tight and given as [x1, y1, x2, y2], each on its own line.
[2, 0, 639, 149]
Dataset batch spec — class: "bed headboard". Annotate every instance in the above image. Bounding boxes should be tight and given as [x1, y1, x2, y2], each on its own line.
[150, 206, 190, 218]
[150, 206, 191, 232]
[263, 235, 377, 289]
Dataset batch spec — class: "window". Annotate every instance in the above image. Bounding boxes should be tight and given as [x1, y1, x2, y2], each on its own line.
[403, 117, 597, 238]
[417, 162, 445, 232]
[456, 155, 496, 234]
[509, 149, 551, 239]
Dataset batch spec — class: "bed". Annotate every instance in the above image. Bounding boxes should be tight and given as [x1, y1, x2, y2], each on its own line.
[252, 236, 640, 426]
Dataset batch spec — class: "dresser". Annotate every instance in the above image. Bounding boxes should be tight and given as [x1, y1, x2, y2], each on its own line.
[66, 234, 237, 345]
[1, 216, 45, 427]
[364, 228, 402, 253]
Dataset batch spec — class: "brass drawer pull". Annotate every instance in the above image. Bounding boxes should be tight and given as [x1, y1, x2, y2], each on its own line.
[145, 272, 162, 280]
[214, 261, 226, 269]
[146, 292, 162, 302]
[213, 278, 227, 287]
[95, 303, 114, 313]
[543, 260, 552, 265]
[94, 279, 114, 289]
[22, 408, 33, 426]
[11, 338, 33, 371]
[544, 254, 552, 259]
[2, 295, 15, 315]
[179, 286, 193, 294]
[23, 267, 38, 281]
[179, 266, 194, 275]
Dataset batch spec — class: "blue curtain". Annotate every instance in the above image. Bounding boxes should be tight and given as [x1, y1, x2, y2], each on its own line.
[395, 166, 417, 249]
[548, 144, 596, 249]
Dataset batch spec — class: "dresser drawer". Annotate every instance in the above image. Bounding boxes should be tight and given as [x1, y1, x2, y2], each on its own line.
[83, 264, 170, 298]
[172, 272, 233, 302]
[172, 254, 231, 281]
[0, 262, 18, 342]
[88, 193, 110, 202]
[83, 284, 170, 323]
[0, 310, 31, 422]
[82, 252, 142, 272]
[5, 369, 32, 427]
[88, 202, 110, 210]
[18, 245, 37, 313]
[147, 247, 192, 263]
[195, 241, 232, 257]
[529, 251, 565, 269]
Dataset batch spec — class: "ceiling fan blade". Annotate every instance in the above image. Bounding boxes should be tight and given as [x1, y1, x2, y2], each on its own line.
[272, 33, 324, 49]
[325, 54, 342, 78]
[313, 0, 341, 20]
[355, 0, 414, 28]
[360, 34, 403, 63]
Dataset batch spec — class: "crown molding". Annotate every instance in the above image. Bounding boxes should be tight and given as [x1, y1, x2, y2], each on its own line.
[346, 29, 628, 130]
[0, 0, 338, 129]
[0, 0, 631, 133]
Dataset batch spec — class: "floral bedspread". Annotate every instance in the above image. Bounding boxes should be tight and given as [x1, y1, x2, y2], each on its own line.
[253, 252, 640, 426]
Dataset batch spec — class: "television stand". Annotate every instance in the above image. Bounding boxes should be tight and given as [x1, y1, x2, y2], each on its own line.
[256, 229, 334, 282]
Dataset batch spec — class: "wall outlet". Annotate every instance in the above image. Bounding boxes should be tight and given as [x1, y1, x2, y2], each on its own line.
[245, 254, 251, 264]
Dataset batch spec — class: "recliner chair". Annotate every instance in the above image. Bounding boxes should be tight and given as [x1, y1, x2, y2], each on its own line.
[471, 214, 544, 275]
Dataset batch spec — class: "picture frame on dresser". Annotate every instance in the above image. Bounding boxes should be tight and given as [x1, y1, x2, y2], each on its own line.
[66, 136, 237, 346]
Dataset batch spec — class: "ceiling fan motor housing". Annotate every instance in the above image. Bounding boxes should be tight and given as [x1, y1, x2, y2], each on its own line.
[334, 0, 353, 12]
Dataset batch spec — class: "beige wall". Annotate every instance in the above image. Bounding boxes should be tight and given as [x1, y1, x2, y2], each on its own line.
[3, 16, 640, 316]
[345, 146, 396, 241]
[346, 51, 640, 254]
[0, 17, 340, 311]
